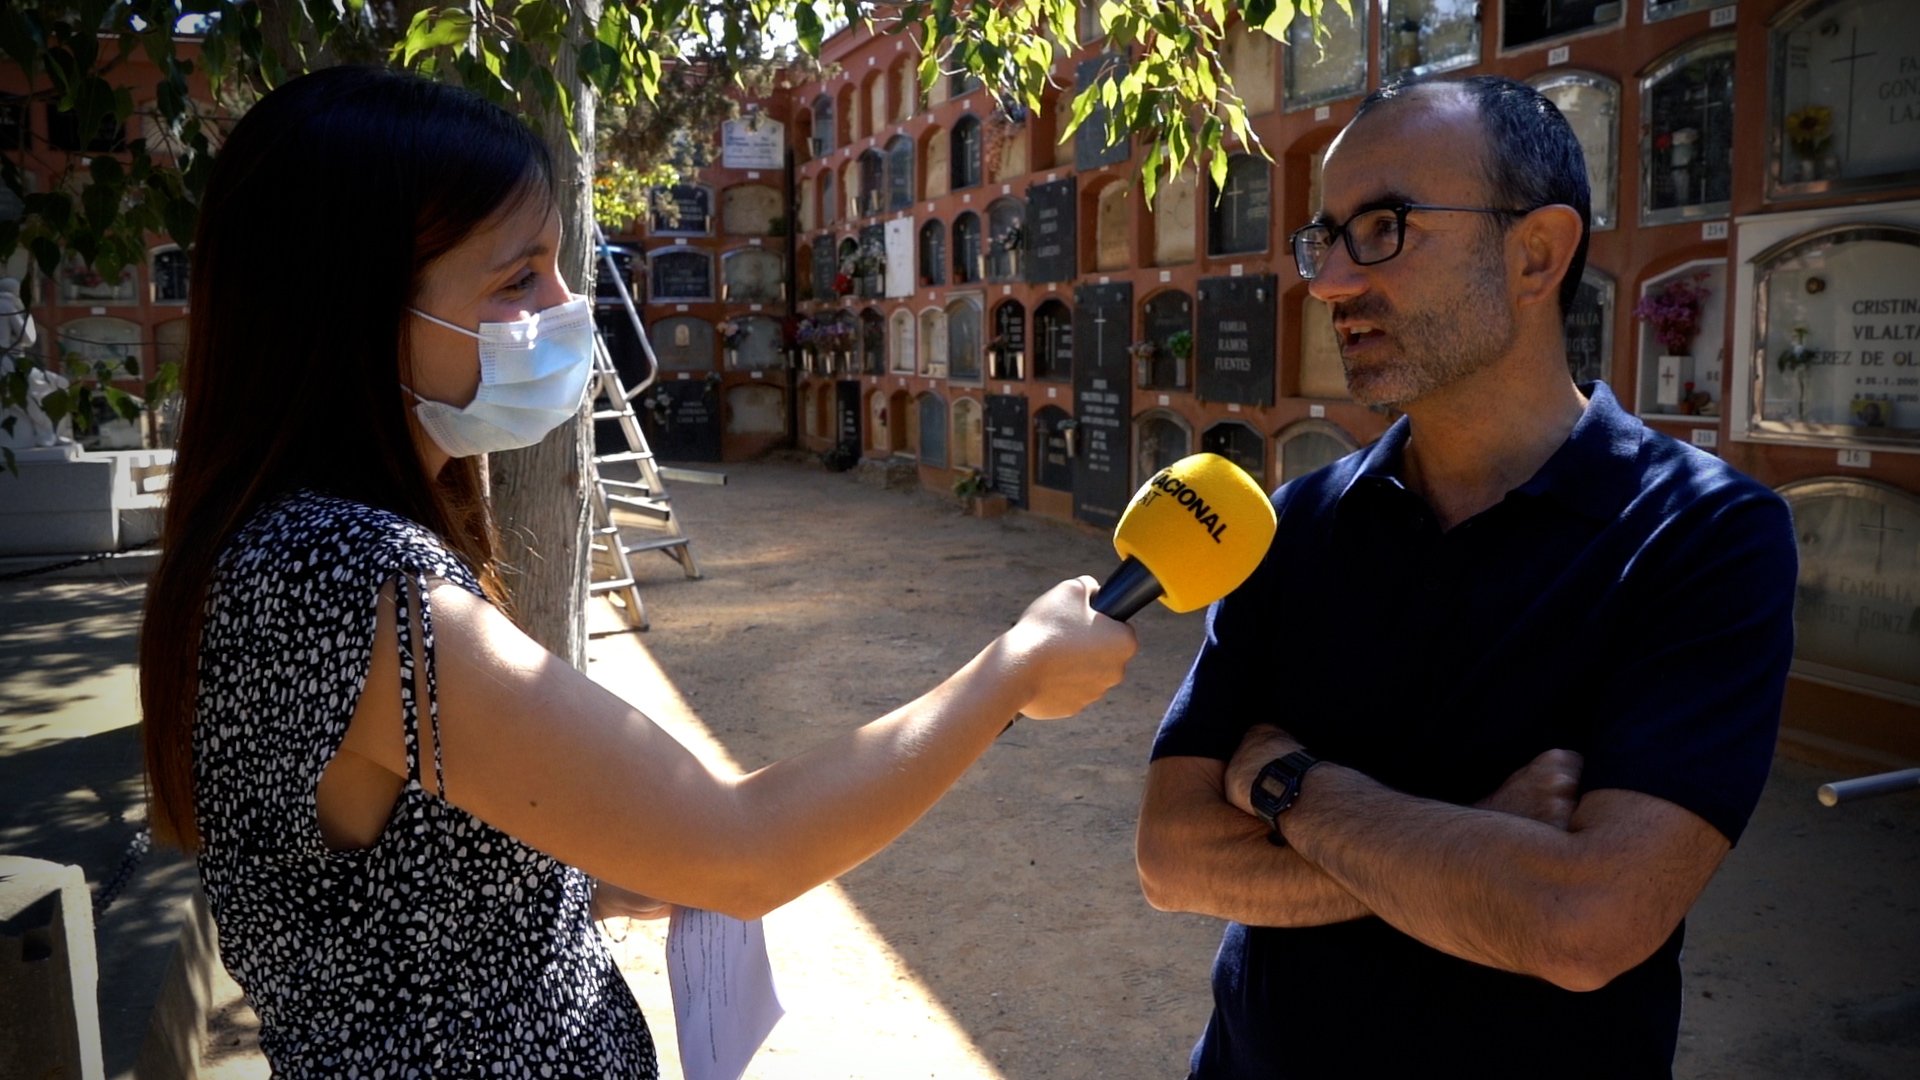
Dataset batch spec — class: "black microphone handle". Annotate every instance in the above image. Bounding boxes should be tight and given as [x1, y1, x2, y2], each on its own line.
[1091, 556, 1164, 622]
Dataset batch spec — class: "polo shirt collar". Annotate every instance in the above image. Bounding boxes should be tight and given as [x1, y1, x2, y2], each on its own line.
[1511, 382, 1646, 520]
[1336, 381, 1645, 521]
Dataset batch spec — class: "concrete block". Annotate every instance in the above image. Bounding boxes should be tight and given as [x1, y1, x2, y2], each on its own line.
[0, 856, 106, 1080]
[0, 451, 118, 555]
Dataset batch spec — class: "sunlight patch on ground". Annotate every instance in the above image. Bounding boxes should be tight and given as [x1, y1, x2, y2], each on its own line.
[587, 600, 1004, 1079]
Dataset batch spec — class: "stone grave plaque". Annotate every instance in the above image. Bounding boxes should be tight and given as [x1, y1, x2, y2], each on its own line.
[1197, 274, 1277, 406]
[721, 184, 782, 235]
[813, 237, 839, 301]
[885, 218, 916, 298]
[1143, 290, 1193, 389]
[652, 184, 710, 234]
[1500, 0, 1622, 53]
[723, 248, 784, 304]
[653, 315, 715, 372]
[1564, 270, 1614, 387]
[986, 394, 1030, 507]
[651, 249, 712, 300]
[733, 315, 784, 372]
[1027, 178, 1078, 284]
[837, 380, 863, 455]
[721, 116, 784, 169]
[993, 301, 1027, 379]
[1074, 55, 1131, 170]
[1034, 300, 1075, 381]
[595, 246, 637, 303]
[918, 393, 949, 466]
[1208, 156, 1272, 256]
[726, 383, 787, 436]
[1781, 479, 1920, 700]
[1202, 421, 1266, 485]
[641, 379, 721, 461]
[1073, 281, 1135, 528]
[1034, 406, 1075, 492]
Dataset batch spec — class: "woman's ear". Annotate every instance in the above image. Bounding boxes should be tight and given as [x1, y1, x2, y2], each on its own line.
[1510, 204, 1584, 311]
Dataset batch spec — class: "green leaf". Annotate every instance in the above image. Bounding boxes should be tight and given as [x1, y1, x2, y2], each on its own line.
[39, 387, 71, 426]
[105, 385, 141, 423]
[403, 8, 474, 67]
[1260, 0, 1298, 42]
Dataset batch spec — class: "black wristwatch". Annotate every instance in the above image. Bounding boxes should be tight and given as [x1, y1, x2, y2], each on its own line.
[1249, 750, 1322, 847]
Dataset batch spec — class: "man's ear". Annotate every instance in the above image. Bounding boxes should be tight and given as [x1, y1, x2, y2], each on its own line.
[1510, 205, 1584, 310]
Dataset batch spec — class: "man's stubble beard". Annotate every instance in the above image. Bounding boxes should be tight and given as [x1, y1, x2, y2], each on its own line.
[1339, 237, 1516, 409]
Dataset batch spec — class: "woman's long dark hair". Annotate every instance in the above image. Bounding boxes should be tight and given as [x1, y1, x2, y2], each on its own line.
[141, 66, 554, 848]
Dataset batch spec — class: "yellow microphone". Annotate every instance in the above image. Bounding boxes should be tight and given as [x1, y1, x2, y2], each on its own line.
[1092, 453, 1278, 620]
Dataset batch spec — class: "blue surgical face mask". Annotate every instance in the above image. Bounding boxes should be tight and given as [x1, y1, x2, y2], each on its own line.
[404, 296, 595, 458]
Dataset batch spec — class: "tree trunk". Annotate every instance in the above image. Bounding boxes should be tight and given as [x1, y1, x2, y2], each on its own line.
[489, 0, 601, 670]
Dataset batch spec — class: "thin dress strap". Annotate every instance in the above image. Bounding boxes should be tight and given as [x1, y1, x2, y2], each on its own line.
[391, 571, 445, 794]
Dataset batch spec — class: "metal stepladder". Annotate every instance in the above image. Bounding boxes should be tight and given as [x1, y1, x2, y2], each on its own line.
[585, 222, 709, 631]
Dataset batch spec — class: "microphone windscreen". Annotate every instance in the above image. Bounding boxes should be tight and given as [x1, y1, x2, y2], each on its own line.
[1111, 453, 1276, 613]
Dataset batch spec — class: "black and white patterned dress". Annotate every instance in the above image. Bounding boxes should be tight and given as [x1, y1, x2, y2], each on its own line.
[193, 490, 657, 1077]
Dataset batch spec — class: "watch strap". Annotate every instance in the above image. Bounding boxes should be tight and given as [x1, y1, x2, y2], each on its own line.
[1250, 750, 1322, 847]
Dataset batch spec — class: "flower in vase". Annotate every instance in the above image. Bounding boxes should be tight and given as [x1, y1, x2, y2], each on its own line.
[1632, 272, 1712, 356]
[1785, 105, 1833, 159]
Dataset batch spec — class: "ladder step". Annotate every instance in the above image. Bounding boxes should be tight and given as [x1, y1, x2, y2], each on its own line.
[592, 409, 640, 421]
[601, 477, 655, 492]
[596, 450, 656, 464]
[607, 494, 673, 520]
[620, 535, 693, 555]
[587, 577, 638, 594]
[657, 466, 727, 486]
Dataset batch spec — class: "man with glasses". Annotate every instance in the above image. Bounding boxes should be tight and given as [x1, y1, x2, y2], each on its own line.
[1135, 76, 1796, 1078]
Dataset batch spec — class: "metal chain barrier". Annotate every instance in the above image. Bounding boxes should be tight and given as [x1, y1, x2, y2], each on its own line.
[0, 538, 156, 583]
[93, 827, 153, 917]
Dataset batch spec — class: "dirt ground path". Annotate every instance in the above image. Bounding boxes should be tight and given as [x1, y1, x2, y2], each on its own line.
[204, 455, 1916, 1077]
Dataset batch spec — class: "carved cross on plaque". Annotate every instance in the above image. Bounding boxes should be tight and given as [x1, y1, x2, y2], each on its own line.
[1855, 504, 1905, 576]
[1660, 366, 1677, 392]
[1092, 308, 1110, 366]
[1829, 28, 1879, 164]
[1221, 177, 1246, 245]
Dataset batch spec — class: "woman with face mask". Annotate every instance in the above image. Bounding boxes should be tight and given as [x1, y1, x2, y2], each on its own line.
[140, 66, 1135, 1077]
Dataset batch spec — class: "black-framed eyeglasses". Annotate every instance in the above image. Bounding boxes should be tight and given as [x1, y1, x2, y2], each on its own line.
[1288, 203, 1533, 281]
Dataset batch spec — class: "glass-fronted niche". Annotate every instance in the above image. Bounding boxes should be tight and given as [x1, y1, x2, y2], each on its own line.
[1527, 70, 1619, 232]
[1745, 220, 1920, 446]
[1778, 478, 1920, 705]
[1641, 34, 1735, 226]
[1500, 0, 1622, 54]
[1634, 259, 1727, 419]
[1285, 1, 1368, 111]
[1380, 1, 1481, 82]
[1768, 0, 1920, 200]
[1565, 268, 1616, 389]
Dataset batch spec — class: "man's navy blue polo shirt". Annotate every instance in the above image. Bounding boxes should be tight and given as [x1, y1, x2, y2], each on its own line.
[1152, 383, 1797, 1079]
